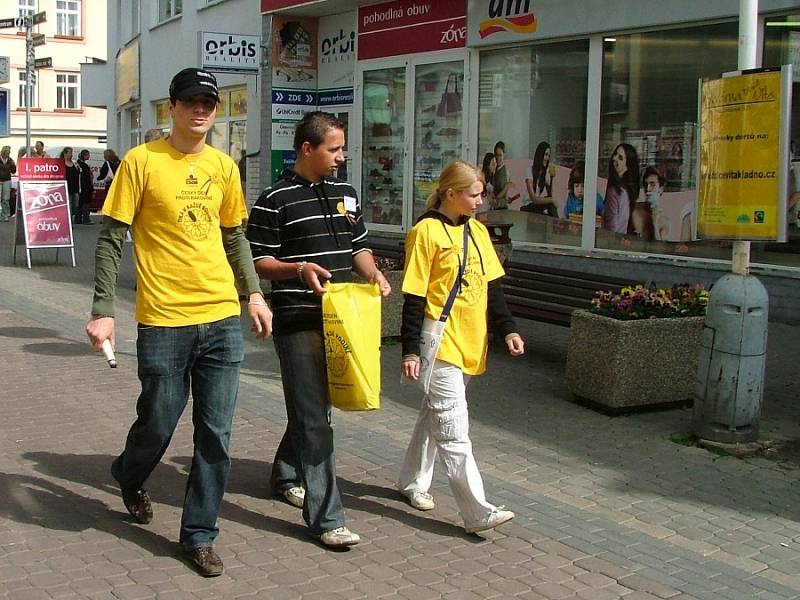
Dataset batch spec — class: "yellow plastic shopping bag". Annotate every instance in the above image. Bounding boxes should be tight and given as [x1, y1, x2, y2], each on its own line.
[322, 282, 382, 411]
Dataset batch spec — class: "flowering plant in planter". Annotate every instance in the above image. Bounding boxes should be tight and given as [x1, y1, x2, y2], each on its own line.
[374, 256, 404, 272]
[590, 284, 709, 320]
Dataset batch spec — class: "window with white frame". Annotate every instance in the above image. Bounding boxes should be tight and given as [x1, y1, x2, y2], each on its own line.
[18, 70, 37, 107]
[56, 0, 80, 36]
[18, 0, 35, 19]
[18, 0, 34, 30]
[56, 72, 80, 109]
[129, 107, 141, 149]
[158, 0, 182, 22]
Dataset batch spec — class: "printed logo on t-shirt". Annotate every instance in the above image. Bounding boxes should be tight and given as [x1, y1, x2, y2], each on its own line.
[459, 256, 485, 305]
[178, 203, 213, 241]
[186, 174, 198, 186]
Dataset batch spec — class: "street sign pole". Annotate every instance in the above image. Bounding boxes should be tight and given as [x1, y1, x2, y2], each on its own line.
[25, 17, 32, 158]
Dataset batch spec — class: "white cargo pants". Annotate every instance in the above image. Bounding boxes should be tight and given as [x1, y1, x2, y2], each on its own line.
[398, 359, 495, 525]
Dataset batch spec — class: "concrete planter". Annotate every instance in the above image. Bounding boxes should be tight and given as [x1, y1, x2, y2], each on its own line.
[565, 309, 704, 413]
[381, 270, 404, 338]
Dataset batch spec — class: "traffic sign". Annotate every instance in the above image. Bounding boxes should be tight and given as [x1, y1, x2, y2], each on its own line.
[0, 18, 15, 29]
[34, 57, 51, 69]
[32, 33, 45, 47]
[33, 11, 46, 25]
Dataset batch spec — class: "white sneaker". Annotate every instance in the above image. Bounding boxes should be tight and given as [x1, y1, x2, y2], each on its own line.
[401, 490, 435, 511]
[279, 486, 305, 508]
[317, 526, 360, 547]
[464, 507, 515, 534]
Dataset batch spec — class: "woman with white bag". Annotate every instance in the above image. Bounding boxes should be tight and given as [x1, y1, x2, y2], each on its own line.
[97, 149, 121, 185]
[398, 160, 525, 534]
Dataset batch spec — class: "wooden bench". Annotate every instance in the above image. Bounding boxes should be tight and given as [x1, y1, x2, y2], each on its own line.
[369, 235, 639, 328]
[502, 261, 639, 327]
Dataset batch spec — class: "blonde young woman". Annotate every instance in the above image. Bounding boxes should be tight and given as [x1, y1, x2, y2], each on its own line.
[398, 160, 525, 534]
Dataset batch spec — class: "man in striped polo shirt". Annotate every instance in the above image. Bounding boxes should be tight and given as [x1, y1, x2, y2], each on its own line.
[247, 112, 391, 547]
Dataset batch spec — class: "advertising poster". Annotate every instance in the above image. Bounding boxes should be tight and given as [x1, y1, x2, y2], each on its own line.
[272, 15, 317, 89]
[697, 69, 789, 240]
[19, 181, 73, 248]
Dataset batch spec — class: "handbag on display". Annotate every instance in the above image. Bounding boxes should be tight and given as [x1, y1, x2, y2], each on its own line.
[436, 73, 462, 118]
[415, 222, 469, 393]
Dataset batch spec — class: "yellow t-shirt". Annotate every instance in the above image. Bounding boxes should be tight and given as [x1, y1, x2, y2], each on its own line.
[401, 216, 505, 375]
[102, 138, 247, 326]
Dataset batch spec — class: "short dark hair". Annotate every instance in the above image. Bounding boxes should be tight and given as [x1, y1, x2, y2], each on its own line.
[494, 141, 505, 153]
[642, 166, 665, 188]
[568, 162, 585, 194]
[293, 111, 345, 152]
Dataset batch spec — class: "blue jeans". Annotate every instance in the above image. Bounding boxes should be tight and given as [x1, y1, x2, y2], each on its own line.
[271, 329, 345, 535]
[111, 317, 244, 550]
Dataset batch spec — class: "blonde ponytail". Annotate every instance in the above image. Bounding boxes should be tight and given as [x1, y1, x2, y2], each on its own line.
[423, 160, 484, 212]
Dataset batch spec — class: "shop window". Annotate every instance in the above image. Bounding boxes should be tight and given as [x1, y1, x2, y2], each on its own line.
[477, 40, 589, 246]
[154, 99, 170, 128]
[56, 0, 80, 36]
[762, 14, 800, 267]
[207, 87, 247, 161]
[56, 72, 79, 109]
[361, 68, 406, 228]
[596, 22, 738, 258]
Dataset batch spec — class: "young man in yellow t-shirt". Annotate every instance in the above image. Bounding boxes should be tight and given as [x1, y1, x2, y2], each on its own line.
[85, 68, 272, 577]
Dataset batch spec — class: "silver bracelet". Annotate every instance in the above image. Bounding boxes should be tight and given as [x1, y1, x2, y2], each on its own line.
[297, 261, 307, 280]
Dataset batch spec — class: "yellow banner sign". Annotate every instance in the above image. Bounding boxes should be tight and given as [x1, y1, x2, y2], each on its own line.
[698, 71, 782, 240]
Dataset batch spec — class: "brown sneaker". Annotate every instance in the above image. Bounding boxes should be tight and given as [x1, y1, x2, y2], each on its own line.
[121, 488, 153, 524]
[186, 545, 224, 577]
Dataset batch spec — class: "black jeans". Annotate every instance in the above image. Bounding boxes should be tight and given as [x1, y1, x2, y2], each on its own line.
[271, 329, 345, 535]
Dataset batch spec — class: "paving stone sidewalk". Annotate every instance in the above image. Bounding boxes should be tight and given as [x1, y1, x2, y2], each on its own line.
[0, 221, 799, 599]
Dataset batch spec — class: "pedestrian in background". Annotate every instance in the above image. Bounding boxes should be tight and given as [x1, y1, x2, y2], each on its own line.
[85, 67, 272, 578]
[0, 145, 15, 222]
[77, 149, 94, 225]
[143, 129, 162, 143]
[59, 147, 81, 224]
[247, 111, 391, 548]
[32, 140, 49, 158]
[398, 159, 524, 534]
[97, 149, 120, 185]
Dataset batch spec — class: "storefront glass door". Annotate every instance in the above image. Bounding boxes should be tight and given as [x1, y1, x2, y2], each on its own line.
[412, 60, 464, 222]
[362, 66, 406, 227]
[358, 53, 465, 231]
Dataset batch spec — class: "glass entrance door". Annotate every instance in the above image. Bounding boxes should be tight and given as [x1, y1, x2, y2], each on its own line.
[358, 53, 465, 231]
[412, 61, 464, 222]
[361, 67, 406, 227]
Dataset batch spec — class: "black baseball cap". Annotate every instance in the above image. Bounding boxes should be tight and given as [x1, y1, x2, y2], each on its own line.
[169, 68, 220, 103]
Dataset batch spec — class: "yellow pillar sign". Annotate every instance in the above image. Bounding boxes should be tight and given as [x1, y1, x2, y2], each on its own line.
[698, 69, 788, 240]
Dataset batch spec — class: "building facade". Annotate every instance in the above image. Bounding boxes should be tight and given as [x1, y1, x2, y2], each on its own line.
[0, 0, 106, 155]
[85, 0, 263, 201]
[259, 0, 800, 322]
[93, 0, 800, 321]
